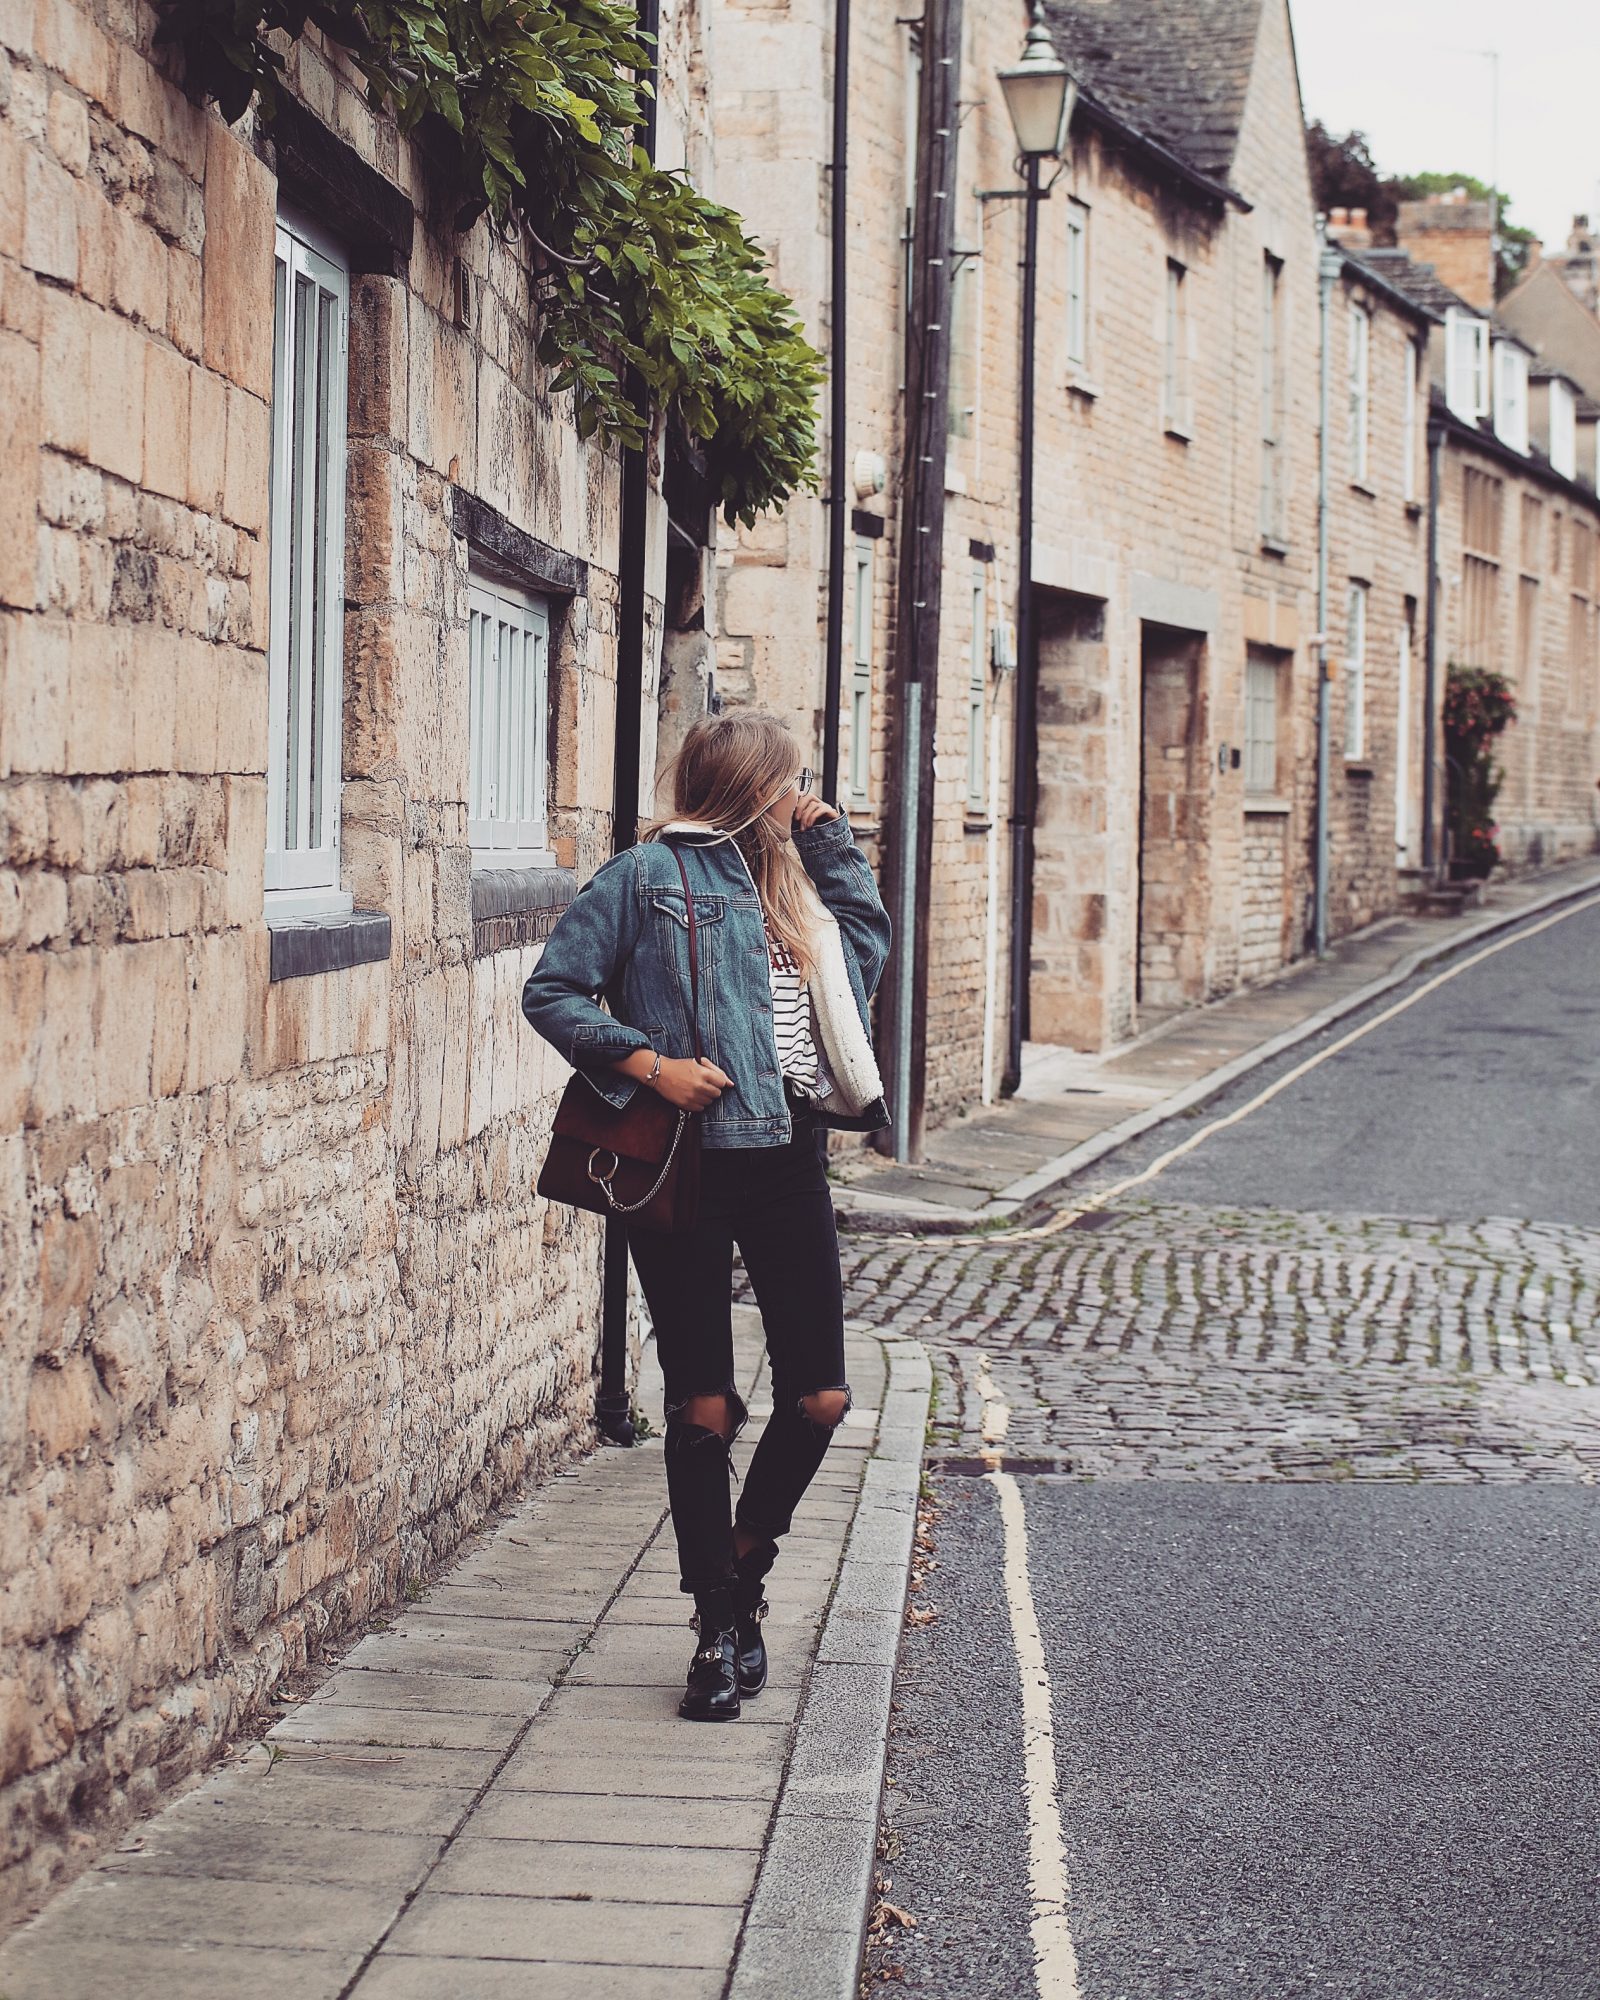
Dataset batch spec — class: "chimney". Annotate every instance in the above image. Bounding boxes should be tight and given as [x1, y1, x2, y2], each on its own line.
[1326, 205, 1372, 252]
[1395, 192, 1495, 309]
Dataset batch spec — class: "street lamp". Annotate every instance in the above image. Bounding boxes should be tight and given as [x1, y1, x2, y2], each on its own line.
[998, 3, 1077, 1096]
[997, 4, 1076, 159]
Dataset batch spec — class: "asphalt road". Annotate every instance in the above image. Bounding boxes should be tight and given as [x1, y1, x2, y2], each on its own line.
[1111, 893, 1600, 1228]
[870, 901, 1600, 1999]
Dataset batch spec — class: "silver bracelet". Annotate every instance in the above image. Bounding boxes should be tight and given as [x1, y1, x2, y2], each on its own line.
[646, 1050, 662, 1087]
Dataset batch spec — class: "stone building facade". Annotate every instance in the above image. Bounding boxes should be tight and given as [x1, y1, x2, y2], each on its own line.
[1376, 203, 1600, 870]
[1321, 232, 1435, 920]
[0, 0, 712, 1917]
[704, 0, 1335, 1135]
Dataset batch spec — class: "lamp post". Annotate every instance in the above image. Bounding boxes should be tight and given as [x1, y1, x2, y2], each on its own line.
[998, 4, 1076, 1096]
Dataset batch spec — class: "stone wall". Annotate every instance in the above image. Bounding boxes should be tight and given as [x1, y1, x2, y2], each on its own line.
[0, 0, 657, 1919]
[1320, 263, 1430, 936]
[1432, 435, 1600, 869]
[1239, 815, 1292, 981]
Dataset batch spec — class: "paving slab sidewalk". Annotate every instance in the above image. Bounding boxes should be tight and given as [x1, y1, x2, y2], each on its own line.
[831, 857, 1600, 1232]
[0, 1312, 931, 2000]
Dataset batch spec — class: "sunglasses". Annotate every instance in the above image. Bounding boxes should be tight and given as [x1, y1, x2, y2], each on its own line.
[795, 768, 814, 795]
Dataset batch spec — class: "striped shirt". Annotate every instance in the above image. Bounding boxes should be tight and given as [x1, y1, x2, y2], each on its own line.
[766, 925, 820, 1093]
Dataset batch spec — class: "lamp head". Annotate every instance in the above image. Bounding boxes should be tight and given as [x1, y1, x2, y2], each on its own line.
[997, 1, 1077, 160]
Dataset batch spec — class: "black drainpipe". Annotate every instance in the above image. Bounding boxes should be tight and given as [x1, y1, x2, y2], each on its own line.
[596, 3, 661, 1448]
[820, 0, 851, 800]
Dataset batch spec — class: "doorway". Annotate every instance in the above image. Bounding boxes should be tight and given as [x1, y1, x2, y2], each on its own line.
[1136, 622, 1210, 1021]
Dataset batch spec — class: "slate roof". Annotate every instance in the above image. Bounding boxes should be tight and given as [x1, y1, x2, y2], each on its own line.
[1340, 248, 1442, 328]
[1354, 248, 1483, 322]
[1042, 0, 1265, 183]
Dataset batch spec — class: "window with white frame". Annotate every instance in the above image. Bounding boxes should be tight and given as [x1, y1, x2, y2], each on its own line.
[468, 575, 554, 868]
[1549, 378, 1578, 479]
[1163, 258, 1191, 434]
[965, 569, 987, 812]
[1344, 581, 1368, 759]
[1259, 254, 1285, 541]
[267, 214, 350, 916]
[1243, 650, 1281, 796]
[1347, 300, 1371, 484]
[1402, 339, 1420, 503]
[1445, 308, 1490, 423]
[1493, 340, 1529, 453]
[1065, 198, 1089, 373]
[848, 538, 874, 805]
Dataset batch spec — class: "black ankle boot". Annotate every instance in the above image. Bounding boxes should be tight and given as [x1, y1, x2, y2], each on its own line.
[681, 1587, 741, 1722]
[732, 1542, 778, 1698]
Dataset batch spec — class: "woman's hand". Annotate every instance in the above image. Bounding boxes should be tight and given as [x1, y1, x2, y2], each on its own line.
[793, 796, 839, 831]
[652, 1056, 734, 1111]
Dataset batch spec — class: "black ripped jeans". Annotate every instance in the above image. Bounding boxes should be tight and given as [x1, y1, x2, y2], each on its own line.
[627, 1107, 851, 1601]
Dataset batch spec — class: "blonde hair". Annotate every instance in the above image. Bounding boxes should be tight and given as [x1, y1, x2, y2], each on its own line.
[646, 713, 818, 979]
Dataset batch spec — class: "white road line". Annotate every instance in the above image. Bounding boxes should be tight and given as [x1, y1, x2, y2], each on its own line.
[973, 889, 1600, 1247]
[988, 1470, 1080, 2000]
[975, 1350, 1010, 1467]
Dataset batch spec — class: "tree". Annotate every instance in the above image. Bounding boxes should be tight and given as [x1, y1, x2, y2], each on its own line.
[1305, 127, 1535, 299]
[1304, 122, 1398, 238]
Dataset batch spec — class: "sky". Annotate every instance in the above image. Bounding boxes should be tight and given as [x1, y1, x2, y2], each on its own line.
[1290, 0, 1600, 253]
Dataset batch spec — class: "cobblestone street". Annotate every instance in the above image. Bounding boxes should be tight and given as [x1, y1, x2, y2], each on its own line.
[841, 1201, 1600, 1481]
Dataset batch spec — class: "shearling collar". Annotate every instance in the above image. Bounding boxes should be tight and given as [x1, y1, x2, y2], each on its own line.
[655, 820, 730, 842]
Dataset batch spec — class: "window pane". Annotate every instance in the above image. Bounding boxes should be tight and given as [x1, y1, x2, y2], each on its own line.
[287, 268, 316, 850]
[307, 284, 339, 853]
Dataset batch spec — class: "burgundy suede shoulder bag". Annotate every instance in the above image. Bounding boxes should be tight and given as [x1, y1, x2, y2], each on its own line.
[536, 843, 703, 1234]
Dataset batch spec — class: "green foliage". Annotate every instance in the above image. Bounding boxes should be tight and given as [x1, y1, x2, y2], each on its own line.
[1444, 664, 1517, 877]
[1305, 124, 1535, 300]
[154, 0, 821, 521]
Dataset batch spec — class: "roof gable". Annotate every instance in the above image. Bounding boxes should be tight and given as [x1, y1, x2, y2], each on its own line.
[1043, 0, 1265, 182]
[1497, 262, 1600, 402]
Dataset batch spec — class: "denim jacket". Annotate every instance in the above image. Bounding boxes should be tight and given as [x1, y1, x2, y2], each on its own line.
[522, 812, 893, 1149]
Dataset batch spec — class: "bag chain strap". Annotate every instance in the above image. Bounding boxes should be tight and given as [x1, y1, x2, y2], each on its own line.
[586, 1112, 688, 1212]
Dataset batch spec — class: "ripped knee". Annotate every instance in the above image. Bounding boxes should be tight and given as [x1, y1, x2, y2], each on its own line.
[682, 1393, 736, 1438]
[799, 1387, 851, 1431]
[666, 1386, 748, 1447]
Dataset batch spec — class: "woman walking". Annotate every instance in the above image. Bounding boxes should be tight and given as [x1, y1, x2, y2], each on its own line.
[523, 713, 892, 1720]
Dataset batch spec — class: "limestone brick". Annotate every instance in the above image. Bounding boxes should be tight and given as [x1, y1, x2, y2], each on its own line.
[186, 364, 226, 515]
[0, 331, 41, 611]
[141, 337, 190, 503]
[21, 147, 77, 282]
[222, 384, 268, 534]
[86, 306, 143, 484]
[200, 118, 273, 398]
[0, 123, 25, 263]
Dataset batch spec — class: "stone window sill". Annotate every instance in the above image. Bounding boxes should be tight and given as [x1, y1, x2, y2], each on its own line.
[963, 815, 992, 834]
[1164, 421, 1194, 445]
[1066, 374, 1100, 401]
[1404, 500, 1424, 520]
[472, 865, 576, 957]
[1243, 795, 1292, 816]
[1260, 535, 1289, 559]
[1350, 480, 1378, 500]
[1344, 761, 1375, 780]
[268, 908, 392, 981]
